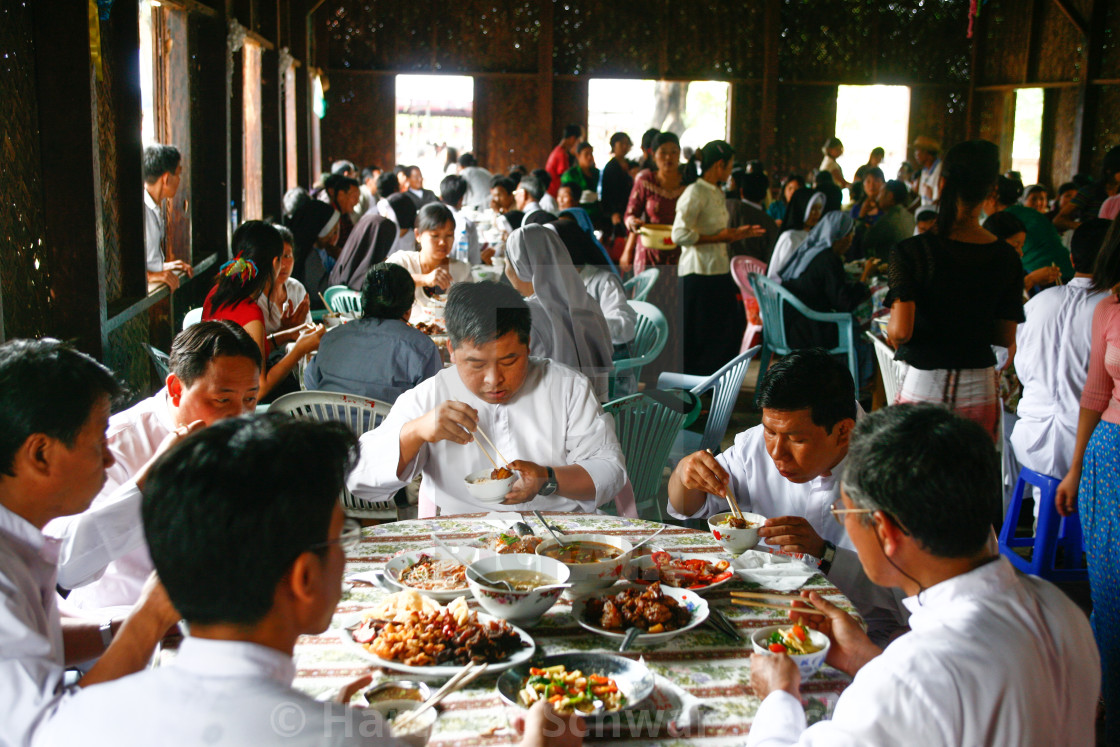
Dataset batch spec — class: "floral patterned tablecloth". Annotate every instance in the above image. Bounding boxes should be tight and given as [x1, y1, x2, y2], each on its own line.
[293, 512, 853, 746]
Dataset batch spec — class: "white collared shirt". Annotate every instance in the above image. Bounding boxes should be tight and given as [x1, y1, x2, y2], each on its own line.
[0, 503, 73, 747]
[348, 358, 626, 516]
[1011, 277, 1105, 478]
[579, 266, 636, 345]
[746, 557, 1100, 747]
[34, 637, 399, 746]
[143, 189, 164, 272]
[919, 158, 942, 206]
[256, 278, 311, 335]
[46, 391, 176, 610]
[666, 424, 907, 641]
[672, 179, 731, 276]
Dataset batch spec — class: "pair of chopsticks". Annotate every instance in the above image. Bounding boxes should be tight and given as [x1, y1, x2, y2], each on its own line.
[473, 424, 510, 471]
[392, 662, 489, 731]
[730, 591, 825, 617]
[706, 448, 743, 520]
[706, 606, 743, 642]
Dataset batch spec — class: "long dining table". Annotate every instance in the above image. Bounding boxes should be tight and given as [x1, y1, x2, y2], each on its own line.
[292, 512, 855, 746]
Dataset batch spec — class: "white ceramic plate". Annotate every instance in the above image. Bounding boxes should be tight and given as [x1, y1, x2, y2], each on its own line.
[382, 546, 493, 604]
[627, 552, 736, 596]
[339, 610, 536, 676]
[571, 584, 709, 646]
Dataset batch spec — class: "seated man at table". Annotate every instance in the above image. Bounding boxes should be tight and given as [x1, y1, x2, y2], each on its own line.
[348, 281, 626, 516]
[747, 405, 1099, 746]
[46, 321, 262, 612]
[38, 415, 582, 747]
[667, 349, 906, 643]
[0, 339, 180, 747]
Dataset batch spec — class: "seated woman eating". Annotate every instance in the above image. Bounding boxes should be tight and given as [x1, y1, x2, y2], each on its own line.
[387, 202, 475, 323]
[304, 262, 441, 403]
[203, 220, 324, 401]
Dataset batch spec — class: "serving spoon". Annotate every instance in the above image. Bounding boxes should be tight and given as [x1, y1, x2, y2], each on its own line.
[533, 511, 568, 549]
[628, 526, 667, 555]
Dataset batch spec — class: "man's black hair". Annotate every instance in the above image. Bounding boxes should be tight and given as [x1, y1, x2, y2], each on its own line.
[362, 262, 414, 321]
[360, 167, 379, 181]
[741, 172, 769, 203]
[575, 142, 594, 155]
[870, 147, 885, 158]
[531, 168, 552, 192]
[169, 321, 262, 388]
[324, 174, 360, 195]
[490, 175, 516, 194]
[640, 128, 660, 151]
[416, 202, 455, 234]
[563, 124, 581, 139]
[882, 180, 909, 206]
[1071, 218, 1112, 273]
[863, 167, 885, 183]
[755, 348, 855, 434]
[142, 144, 181, 184]
[458, 152, 478, 168]
[445, 281, 531, 348]
[842, 404, 999, 558]
[386, 192, 417, 230]
[376, 172, 399, 200]
[609, 132, 630, 148]
[439, 174, 468, 206]
[143, 415, 357, 626]
[0, 339, 120, 476]
[982, 210, 1026, 241]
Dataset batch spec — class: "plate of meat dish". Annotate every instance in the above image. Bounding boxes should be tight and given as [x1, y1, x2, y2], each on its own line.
[344, 591, 535, 676]
[477, 532, 544, 555]
[571, 582, 709, 647]
[628, 551, 735, 594]
[383, 546, 495, 603]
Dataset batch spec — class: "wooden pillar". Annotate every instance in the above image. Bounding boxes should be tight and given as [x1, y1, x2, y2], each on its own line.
[261, 47, 283, 219]
[1038, 88, 1059, 188]
[759, 0, 780, 165]
[189, 11, 232, 279]
[537, 0, 554, 148]
[1073, 0, 1104, 173]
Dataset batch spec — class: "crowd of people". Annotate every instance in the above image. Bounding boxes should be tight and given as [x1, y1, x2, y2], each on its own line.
[4, 120, 1120, 745]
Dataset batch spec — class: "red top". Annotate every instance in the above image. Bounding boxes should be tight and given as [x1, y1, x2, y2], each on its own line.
[545, 144, 571, 197]
[1080, 294, 1120, 425]
[202, 286, 270, 356]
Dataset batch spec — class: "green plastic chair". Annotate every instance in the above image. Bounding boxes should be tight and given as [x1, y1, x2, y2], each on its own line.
[145, 345, 170, 379]
[323, 285, 363, 315]
[603, 390, 689, 522]
[609, 300, 669, 399]
[623, 268, 660, 303]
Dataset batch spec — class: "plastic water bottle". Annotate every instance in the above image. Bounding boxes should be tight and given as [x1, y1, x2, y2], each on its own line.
[454, 229, 470, 264]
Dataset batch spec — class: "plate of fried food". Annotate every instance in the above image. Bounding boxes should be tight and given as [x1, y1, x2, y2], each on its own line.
[343, 591, 535, 676]
[628, 551, 735, 595]
[571, 582, 709, 647]
[383, 546, 495, 603]
[496, 653, 654, 722]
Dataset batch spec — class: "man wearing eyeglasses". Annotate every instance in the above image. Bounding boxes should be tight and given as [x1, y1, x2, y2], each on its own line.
[666, 348, 906, 643]
[746, 405, 1099, 746]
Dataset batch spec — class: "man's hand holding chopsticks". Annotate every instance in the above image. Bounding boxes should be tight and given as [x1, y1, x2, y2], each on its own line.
[675, 450, 730, 497]
[791, 591, 881, 677]
[503, 460, 547, 504]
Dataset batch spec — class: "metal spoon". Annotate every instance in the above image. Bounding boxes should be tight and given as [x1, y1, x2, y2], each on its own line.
[513, 521, 535, 537]
[628, 526, 667, 555]
[474, 571, 514, 592]
[618, 626, 641, 652]
[430, 532, 465, 564]
[533, 511, 568, 548]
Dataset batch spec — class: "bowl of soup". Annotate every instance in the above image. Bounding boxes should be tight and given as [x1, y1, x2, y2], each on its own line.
[466, 554, 570, 627]
[535, 533, 633, 598]
[707, 511, 766, 554]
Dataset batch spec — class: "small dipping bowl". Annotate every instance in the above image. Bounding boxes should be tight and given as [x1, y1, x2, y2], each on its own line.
[466, 554, 570, 627]
[707, 510, 767, 554]
[535, 533, 633, 598]
[464, 469, 516, 503]
[366, 699, 438, 747]
[364, 680, 431, 705]
[750, 625, 832, 679]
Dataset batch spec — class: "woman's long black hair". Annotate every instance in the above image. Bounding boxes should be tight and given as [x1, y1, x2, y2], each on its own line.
[209, 221, 283, 313]
[936, 140, 1000, 238]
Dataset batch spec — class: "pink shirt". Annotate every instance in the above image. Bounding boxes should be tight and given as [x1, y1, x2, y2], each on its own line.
[1080, 294, 1120, 424]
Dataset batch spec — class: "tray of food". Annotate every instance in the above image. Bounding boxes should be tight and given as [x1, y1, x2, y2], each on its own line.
[343, 591, 535, 676]
[496, 653, 655, 721]
[628, 551, 734, 594]
[382, 546, 494, 603]
[571, 582, 708, 647]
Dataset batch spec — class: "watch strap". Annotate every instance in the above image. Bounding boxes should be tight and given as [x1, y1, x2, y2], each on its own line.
[818, 540, 837, 575]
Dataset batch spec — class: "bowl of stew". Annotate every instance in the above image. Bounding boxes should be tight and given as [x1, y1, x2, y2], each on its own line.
[707, 510, 766, 554]
[535, 533, 633, 598]
[466, 553, 571, 626]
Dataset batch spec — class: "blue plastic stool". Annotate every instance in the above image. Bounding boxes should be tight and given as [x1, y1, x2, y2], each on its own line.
[997, 467, 1088, 582]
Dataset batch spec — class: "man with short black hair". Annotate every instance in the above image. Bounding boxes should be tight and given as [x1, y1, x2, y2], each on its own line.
[532, 169, 559, 215]
[319, 174, 362, 247]
[860, 179, 915, 260]
[457, 152, 493, 210]
[440, 174, 490, 265]
[48, 322, 262, 612]
[747, 405, 1099, 746]
[0, 339, 180, 746]
[404, 166, 438, 209]
[726, 169, 779, 261]
[513, 174, 549, 225]
[355, 165, 382, 218]
[546, 124, 582, 198]
[667, 349, 905, 643]
[561, 143, 601, 223]
[349, 281, 625, 517]
[142, 144, 193, 291]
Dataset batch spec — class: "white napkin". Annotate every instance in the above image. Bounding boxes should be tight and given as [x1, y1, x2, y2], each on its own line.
[731, 549, 818, 591]
[481, 511, 524, 531]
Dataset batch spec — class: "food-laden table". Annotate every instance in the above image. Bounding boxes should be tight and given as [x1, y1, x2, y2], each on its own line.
[293, 512, 854, 746]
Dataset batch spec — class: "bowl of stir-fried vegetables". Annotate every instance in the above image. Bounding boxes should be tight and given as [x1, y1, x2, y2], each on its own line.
[496, 653, 654, 720]
[750, 623, 831, 678]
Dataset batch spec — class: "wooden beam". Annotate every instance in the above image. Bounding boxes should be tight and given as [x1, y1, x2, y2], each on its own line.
[158, 0, 219, 17]
[1052, 0, 1089, 37]
[974, 81, 1081, 92]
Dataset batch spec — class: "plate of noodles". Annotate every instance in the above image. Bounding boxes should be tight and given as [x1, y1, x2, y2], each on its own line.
[383, 546, 495, 603]
[342, 591, 535, 676]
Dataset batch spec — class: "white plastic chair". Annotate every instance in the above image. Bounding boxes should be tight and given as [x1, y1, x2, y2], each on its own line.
[865, 331, 903, 405]
[269, 390, 398, 519]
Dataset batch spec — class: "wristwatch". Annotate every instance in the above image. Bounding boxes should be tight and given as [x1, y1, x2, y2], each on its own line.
[100, 619, 115, 649]
[818, 541, 837, 575]
[537, 466, 559, 496]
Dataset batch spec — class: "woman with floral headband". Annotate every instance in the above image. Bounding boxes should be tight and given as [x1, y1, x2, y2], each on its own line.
[203, 220, 325, 400]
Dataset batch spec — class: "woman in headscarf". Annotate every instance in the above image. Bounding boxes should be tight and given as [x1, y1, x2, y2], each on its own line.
[766, 174, 805, 228]
[284, 199, 340, 307]
[559, 207, 620, 276]
[329, 211, 398, 291]
[767, 189, 824, 278]
[504, 223, 614, 402]
[383, 192, 419, 257]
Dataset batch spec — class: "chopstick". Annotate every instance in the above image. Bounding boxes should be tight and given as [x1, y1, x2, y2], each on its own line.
[475, 425, 510, 467]
[730, 599, 825, 616]
[730, 591, 825, 616]
[319, 292, 331, 310]
[706, 448, 743, 520]
[393, 662, 489, 730]
[473, 437, 499, 471]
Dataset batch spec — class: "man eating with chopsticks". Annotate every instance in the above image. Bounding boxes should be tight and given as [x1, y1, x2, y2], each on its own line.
[666, 349, 906, 644]
[347, 281, 626, 516]
[747, 405, 1099, 745]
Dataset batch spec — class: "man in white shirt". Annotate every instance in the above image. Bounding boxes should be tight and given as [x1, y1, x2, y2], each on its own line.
[513, 174, 551, 225]
[1011, 218, 1109, 480]
[47, 321, 261, 611]
[348, 281, 626, 516]
[533, 169, 561, 215]
[0, 339, 180, 747]
[143, 144, 193, 291]
[440, 174, 492, 265]
[912, 135, 942, 207]
[404, 165, 438, 208]
[747, 405, 1099, 747]
[457, 152, 494, 210]
[667, 349, 906, 644]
